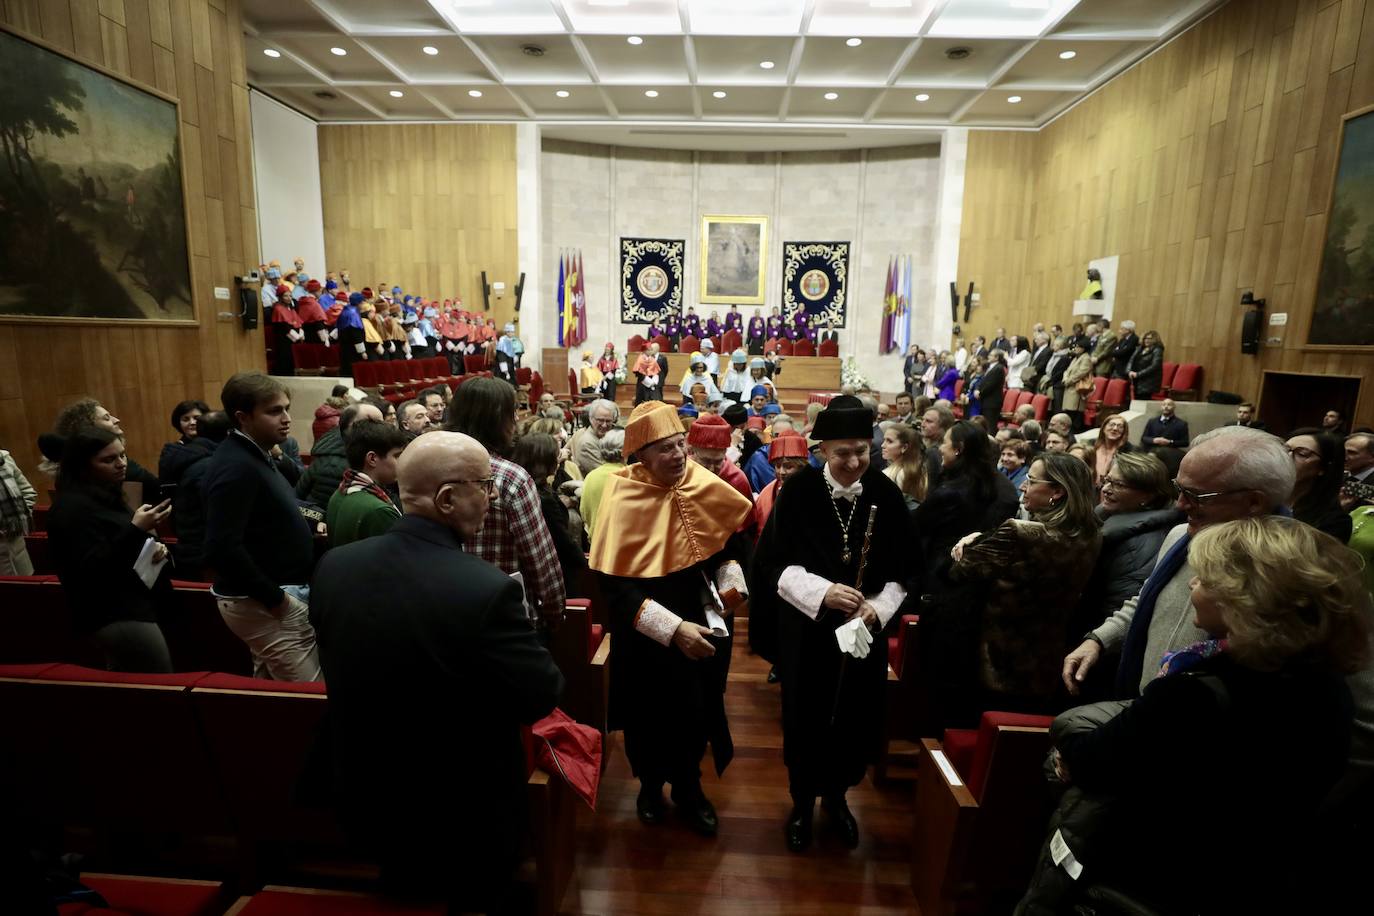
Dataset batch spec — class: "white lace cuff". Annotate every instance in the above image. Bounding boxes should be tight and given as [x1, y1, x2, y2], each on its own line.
[633, 599, 682, 646]
[777, 565, 832, 620]
[716, 560, 747, 598]
[868, 580, 907, 628]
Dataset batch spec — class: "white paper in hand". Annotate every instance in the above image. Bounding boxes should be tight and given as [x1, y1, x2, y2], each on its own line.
[133, 537, 168, 590]
[704, 607, 730, 637]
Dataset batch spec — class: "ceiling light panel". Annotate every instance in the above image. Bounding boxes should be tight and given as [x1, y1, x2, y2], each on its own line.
[329, 0, 450, 31]
[894, 38, 1024, 86]
[995, 39, 1148, 88]
[429, 0, 564, 33]
[685, 0, 806, 34]
[269, 86, 377, 120]
[360, 37, 493, 83]
[273, 37, 394, 81]
[425, 84, 530, 116]
[562, 0, 682, 33]
[600, 84, 696, 115]
[794, 36, 913, 84]
[871, 87, 973, 120]
[1051, 0, 1211, 38]
[578, 34, 690, 83]
[697, 85, 788, 117]
[349, 85, 448, 118]
[786, 87, 880, 119]
[518, 85, 609, 116]
[806, 0, 934, 36]
[959, 87, 1077, 122]
[464, 35, 592, 84]
[246, 37, 315, 81]
[693, 36, 798, 84]
[929, 0, 1081, 39]
[240, 0, 334, 30]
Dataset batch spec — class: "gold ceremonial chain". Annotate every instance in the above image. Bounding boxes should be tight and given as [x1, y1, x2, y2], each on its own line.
[830, 489, 860, 564]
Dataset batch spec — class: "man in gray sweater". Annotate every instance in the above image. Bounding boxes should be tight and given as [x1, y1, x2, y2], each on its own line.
[1062, 425, 1374, 798]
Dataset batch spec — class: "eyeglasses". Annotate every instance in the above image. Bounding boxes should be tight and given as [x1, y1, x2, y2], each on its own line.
[1171, 479, 1248, 505]
[1024, 476, 1054, 486]
[441, 477, 496, 496]
[1285, 446, 1319, 461]
[1100, 476, 1140, 491]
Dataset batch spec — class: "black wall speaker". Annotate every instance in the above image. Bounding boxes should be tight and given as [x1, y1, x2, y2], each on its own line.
[1240, 310, 1262, 354]
[949, 281, 959, 323]
[514, 271, 526, 313]
[239, 287, 259, 330]
[480, 271, 491, 311]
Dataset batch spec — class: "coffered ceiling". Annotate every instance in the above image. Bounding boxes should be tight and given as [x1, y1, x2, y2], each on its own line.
[244, 0, 1226, 141]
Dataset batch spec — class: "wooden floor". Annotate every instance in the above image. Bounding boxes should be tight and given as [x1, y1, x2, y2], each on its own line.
[558, 641, 919, 915]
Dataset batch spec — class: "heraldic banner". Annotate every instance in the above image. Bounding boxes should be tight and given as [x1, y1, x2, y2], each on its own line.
[620, 237, 685, 324]
[782, 241, 850, 328]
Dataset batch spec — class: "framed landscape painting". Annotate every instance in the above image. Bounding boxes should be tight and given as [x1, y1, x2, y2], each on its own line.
[1307, 104, 1374, 349]
[700, 214, 767, 305]
[0, 27, 195, 325]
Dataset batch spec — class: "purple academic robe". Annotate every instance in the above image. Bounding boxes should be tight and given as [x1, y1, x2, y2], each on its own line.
[747, 317, 766, 342]
[766, 317, 783, 339]
[684, 315, 702, 337]
[648, 323, 664, 339]
[785, 325, 803, 342]
[806, 326, 820, 344]
[705, 318, 722, 337]
[665, 317, 682, 339]
[726, 310, 742, 331]
[793, 312, 811, 334]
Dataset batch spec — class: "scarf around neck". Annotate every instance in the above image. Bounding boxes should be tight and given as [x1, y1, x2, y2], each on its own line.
[338, 468, 400, 516]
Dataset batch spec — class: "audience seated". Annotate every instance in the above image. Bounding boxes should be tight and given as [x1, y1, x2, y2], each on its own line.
[1021, 517, 1370, 915]
[157, 399, 211, 485]
[1286, 428, 1352, 542]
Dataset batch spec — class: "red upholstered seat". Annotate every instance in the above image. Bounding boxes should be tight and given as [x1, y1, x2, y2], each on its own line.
[24, 531, 51, 573]
[195, 672, 327, 694]
[1156, 361, 1178, 399]
[952, 379, 966, 417]
[765, 337, 782, 352]
[776, 339, 794, 356]
[721, 329, 742, 352]
[528, 371, 544, 404]
[709, 335, 723, 353]
[1101, 377, 1129, 412]
[230, 888, 445, 915]
[1015, 389, 1034, 409]
[0, 575, 92, 666]
[1083, 376, 1111, 426]
[818, 339, 838, 357]
[29, 663, 213, 687]
[793, 340, 815, 357]
[965, 711, 1055, 800]
[0, 662, 62, 679]
[680, 335, 700, 354]
[31, 504, 49, 531]
[652, 334, 671, 352]
[998, 388, 1020, 421]
[1168, 363, 1202, 400]
[516, 367, 533, 386]
[161, 585, 253, 676]
[59, 874, 224, 916]
[627, 334, 645, 355]
[941, 727, 978, 783]
[1030, 393, 1050, 421]
[464, 354, 487, 374]
[350, 362, 376, 387]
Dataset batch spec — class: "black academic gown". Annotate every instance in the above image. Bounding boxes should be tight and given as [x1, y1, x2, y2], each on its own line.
[751, 465, 913, 801]
[598, 533, 747, 788]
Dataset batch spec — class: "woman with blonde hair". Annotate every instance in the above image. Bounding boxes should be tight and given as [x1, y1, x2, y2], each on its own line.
[1092, 413, 1131, 483]
[1027, 517, 1370, 915]
[880, 421, 927, 506]
[948, 452, 1102, 714]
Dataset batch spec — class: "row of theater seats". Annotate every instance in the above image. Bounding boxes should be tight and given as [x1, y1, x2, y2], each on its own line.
[627, 332, 839, 358]
[0, 662, 577, 916]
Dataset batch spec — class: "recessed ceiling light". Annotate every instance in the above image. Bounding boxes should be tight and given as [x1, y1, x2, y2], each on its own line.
[423, 46, 439, 56]
[712, 90, 727, 99]
[389, 90, 404, 98]
[915, 93, 930, 102]
[824, 92, 839, 100]
[263, 48, 281, 58]
[846, 38, 862, 47]
[1007, 95, 1022, 103]
[1058, 50, 1077, 60]
[330, 47, 347, 56]
[644, 89, 659, 97]
[556, 90, 570, 98]
[468, 89, 483, 98]
[627, 36, 643, 45]
[759, 60, 775, 69]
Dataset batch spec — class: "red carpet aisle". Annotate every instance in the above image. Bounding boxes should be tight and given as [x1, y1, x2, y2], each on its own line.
[561, 636, 918, 914]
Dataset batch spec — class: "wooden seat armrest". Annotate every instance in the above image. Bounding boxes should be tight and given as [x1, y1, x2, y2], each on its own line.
[591, 632, 611, 666]
[911, 737, 979, 916]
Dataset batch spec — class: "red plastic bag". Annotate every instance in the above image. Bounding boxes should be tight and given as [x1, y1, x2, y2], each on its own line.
[531, 708, 602, 810]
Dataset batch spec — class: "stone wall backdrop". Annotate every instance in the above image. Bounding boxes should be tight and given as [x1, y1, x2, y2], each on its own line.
[540, 139, 941, 392]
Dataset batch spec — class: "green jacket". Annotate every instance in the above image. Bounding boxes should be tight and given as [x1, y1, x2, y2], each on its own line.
[297, 428, 347, 507]
[325, 487, 401, 548]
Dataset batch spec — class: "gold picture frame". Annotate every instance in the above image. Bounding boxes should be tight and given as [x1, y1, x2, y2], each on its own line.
[700, 214, 768, 305]
[0, 25, 197, 326]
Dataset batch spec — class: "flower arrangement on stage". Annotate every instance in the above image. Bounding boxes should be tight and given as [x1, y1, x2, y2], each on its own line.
[841, 356, 871, 391]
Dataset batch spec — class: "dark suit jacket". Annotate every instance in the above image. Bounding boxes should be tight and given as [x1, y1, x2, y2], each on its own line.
[1026, 345, 1052, 385]
[1129, 345, 1164, 398]
[977, 362, 1007, 419]
[820, 330, 839, 344]
[310, 515, 564, 870]
[1142, 414, 1190, 449]
[1112, 332, 1140, 378]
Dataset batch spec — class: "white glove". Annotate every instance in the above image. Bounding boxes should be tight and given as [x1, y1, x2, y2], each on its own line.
[834, 617, 873, 659]
[329, 328, 338, 340]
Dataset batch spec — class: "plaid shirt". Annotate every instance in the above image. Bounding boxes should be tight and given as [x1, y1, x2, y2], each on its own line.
[0, 450, 37, 537]
[467, 455, 565, 624]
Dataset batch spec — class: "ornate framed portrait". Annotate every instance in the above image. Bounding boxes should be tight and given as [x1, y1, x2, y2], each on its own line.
[0, 27, 194, 325]
[700, 214, 767, 305]
[1306, 104, 1374, 349]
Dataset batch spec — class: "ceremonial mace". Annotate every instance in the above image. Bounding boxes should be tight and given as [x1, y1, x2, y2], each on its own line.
[830, 505, 879, 727]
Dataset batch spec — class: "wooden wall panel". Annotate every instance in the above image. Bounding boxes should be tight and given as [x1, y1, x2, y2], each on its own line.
[317, 123, 519, 329]
[958, 0, 1374, 425]
[0, 0, 263, 499]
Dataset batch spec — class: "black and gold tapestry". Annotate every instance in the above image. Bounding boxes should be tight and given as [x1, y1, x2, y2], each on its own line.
[782, 241, 849, 328]
[620, 237, 684, 324]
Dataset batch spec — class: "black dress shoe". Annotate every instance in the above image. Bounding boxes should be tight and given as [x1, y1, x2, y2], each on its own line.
[674, 791, 719, 837]
[785, 805, 813, 852]
[823, 797, 860, 850]
[637, 785, 666, 825]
